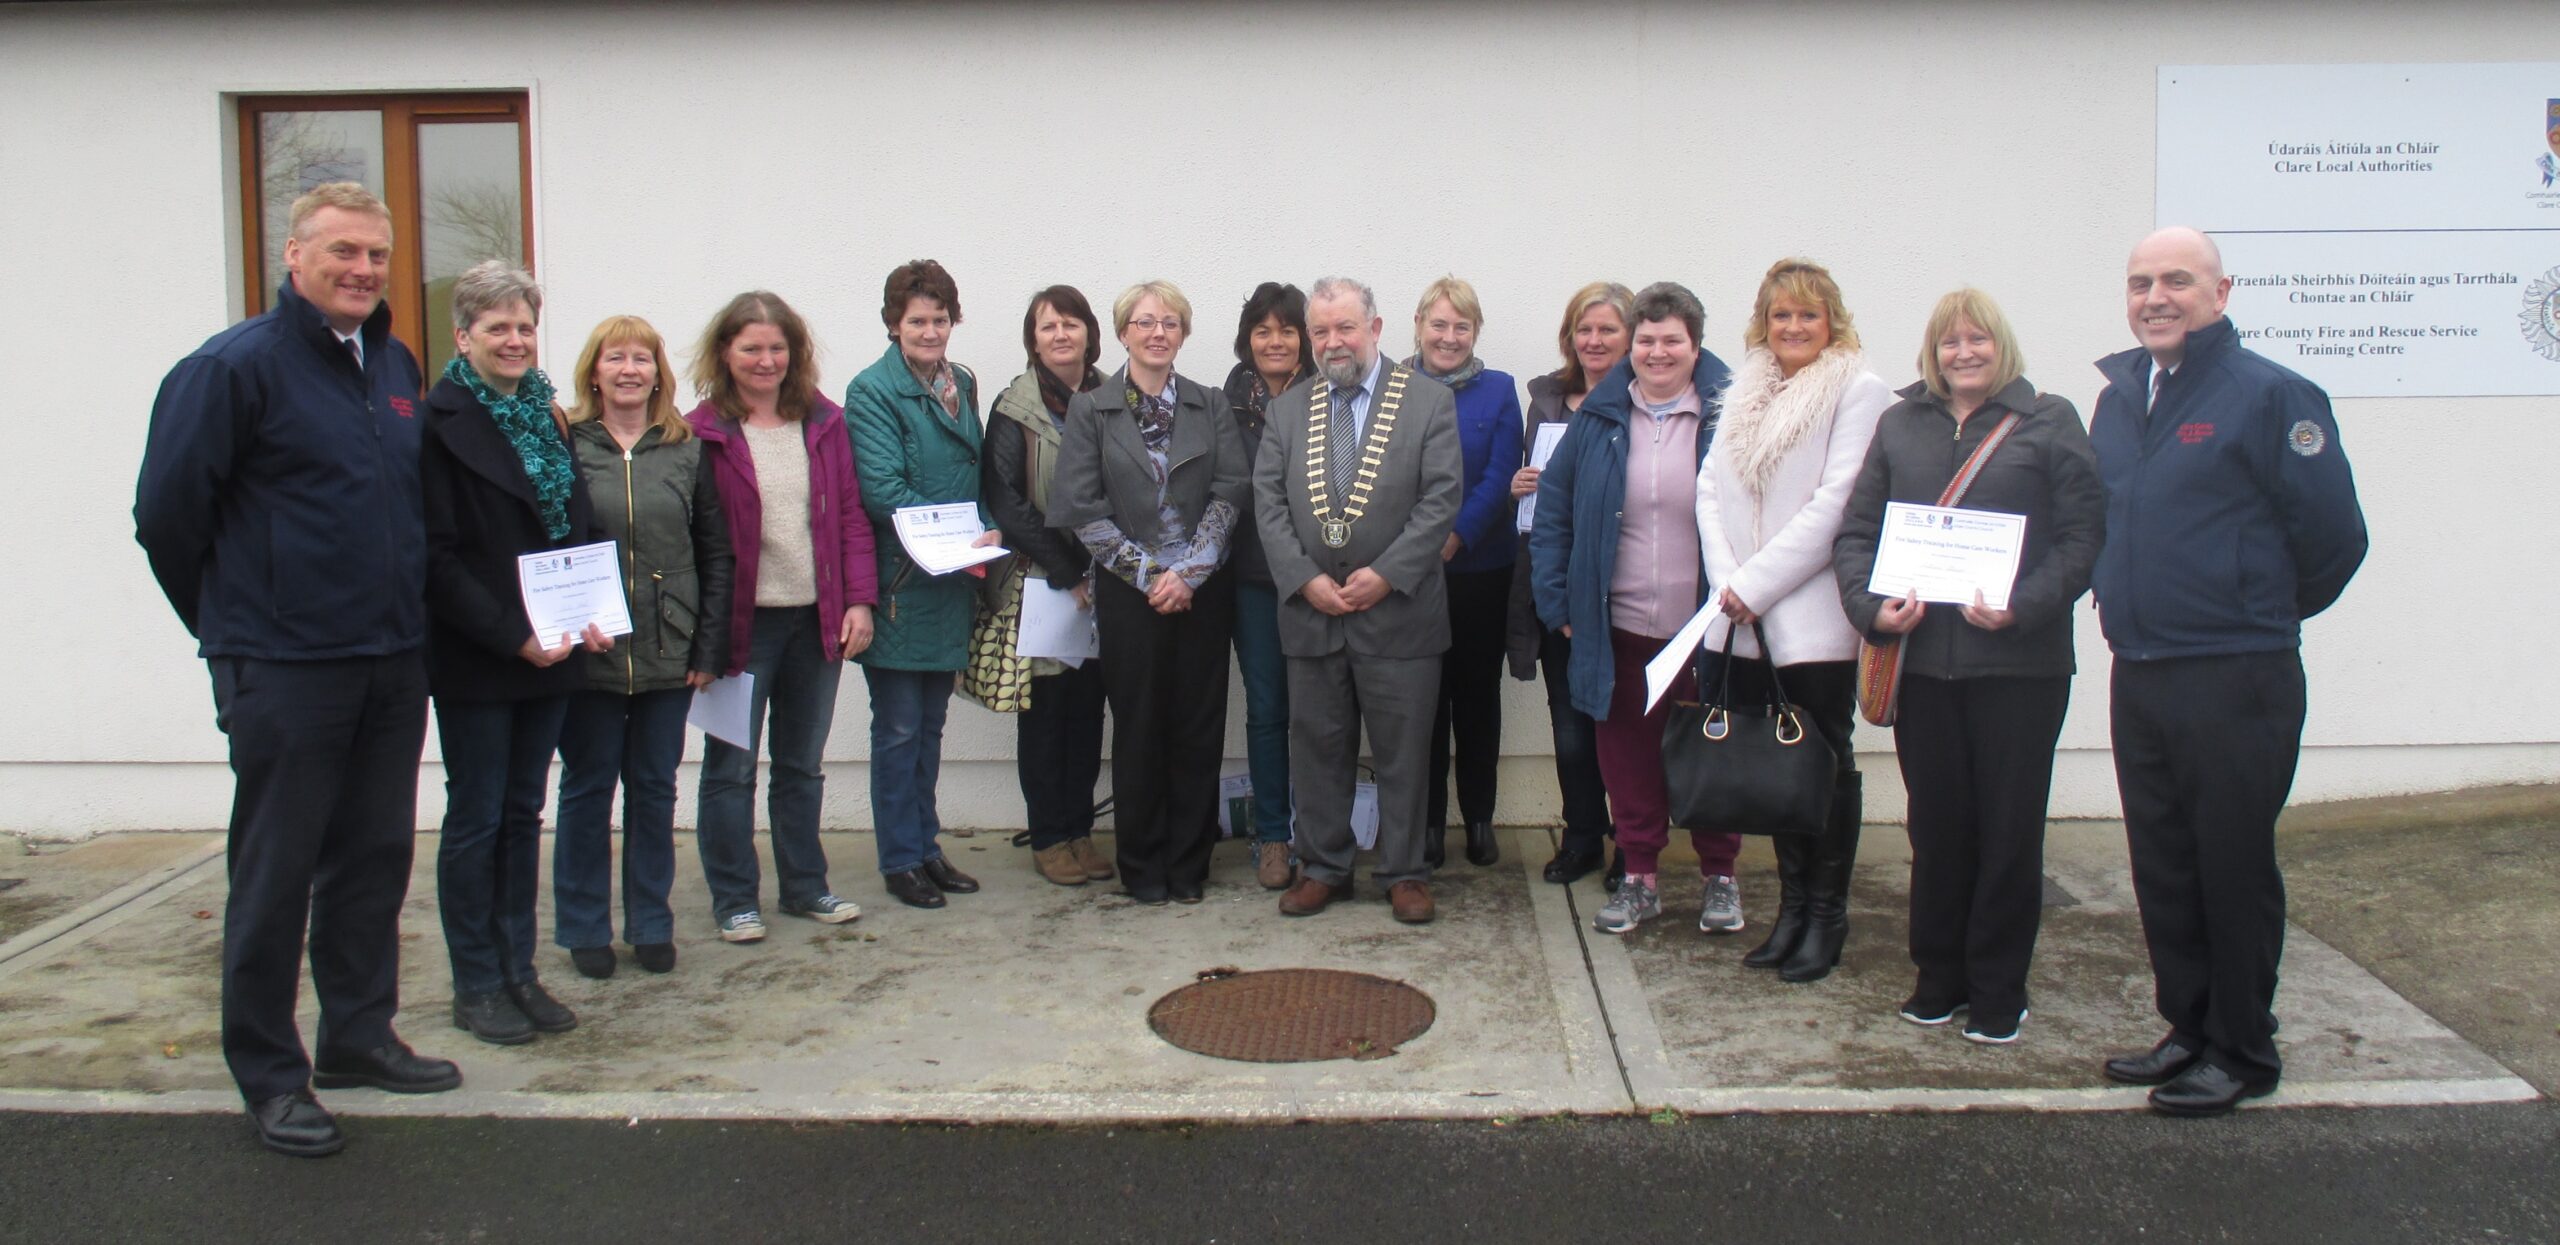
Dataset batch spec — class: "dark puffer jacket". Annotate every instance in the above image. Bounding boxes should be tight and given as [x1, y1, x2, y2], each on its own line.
[1831, 377, 2104, 680]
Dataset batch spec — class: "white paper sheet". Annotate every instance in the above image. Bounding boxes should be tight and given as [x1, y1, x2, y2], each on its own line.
[1642, 600, 1720, 713]
[687, 673, 755, 749]
[891, 503, 1009, 575]
[1016, 579, 1099, 666]
[1515, 422, 1570, 533]
[1866, 502, 2028, 611]
[516, 540, 634, 649]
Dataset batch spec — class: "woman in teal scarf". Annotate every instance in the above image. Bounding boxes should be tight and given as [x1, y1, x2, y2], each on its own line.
[420, 261, 611, 1045]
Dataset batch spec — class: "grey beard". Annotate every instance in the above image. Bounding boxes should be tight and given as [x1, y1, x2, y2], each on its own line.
[1319, 353, 1365, 388]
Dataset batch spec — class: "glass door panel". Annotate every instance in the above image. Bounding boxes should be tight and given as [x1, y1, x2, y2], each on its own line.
[253, 110, 384, 307]
[417, 121, 525, 375]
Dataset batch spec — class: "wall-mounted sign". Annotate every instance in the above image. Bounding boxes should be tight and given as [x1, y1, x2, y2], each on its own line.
[2159, 63, 2560, 397]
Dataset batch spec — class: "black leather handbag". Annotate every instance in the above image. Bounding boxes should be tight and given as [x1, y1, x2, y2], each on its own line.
[1661, 621, 1836, 838]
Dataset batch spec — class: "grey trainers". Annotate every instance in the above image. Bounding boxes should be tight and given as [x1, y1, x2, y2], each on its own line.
[783, 893, 863, 924]
[1698, 874, 1746, 934]
[717, 910, 767, 943]
[1592, 876, 1660, 934]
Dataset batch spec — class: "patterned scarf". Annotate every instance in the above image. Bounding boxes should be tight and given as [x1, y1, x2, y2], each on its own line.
[1408, 353, 1486, 390]
[1127, 380, 1176, 455]
[444, 356, 572, 540]
[1037, 364, 1100, 423]
[910, 356, 961, 420]
[1237, 367, 1296, 441]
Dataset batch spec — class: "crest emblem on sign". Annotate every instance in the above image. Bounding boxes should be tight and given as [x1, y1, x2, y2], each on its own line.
[2522, 266, 2560, 363]
[2542, 99, 2560, 188]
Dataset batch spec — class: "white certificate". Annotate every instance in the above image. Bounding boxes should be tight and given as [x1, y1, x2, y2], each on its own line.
[516, 540, 634, 649]
[1017, 579, 1098, 666]
[892, 503, 1009, 576]
[688, 673, 755, 749]
[1866, 503, 2027, 611]
[1515, 422, 1569, 533]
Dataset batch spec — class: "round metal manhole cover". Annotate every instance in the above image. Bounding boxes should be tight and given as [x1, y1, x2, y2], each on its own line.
[1148, 968, 1435, 1063]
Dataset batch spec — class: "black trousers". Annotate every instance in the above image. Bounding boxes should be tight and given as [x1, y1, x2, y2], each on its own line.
[1894, 674, 2070, 1020]
[1536, 628, 1613, 853]
[1094, 569, 1234, 893]
[2112, 650, 2304, 1082]
[209, 652, 428, 1102]
[1428, 564, 1512, 828]
[1018, 656, 1107, 850]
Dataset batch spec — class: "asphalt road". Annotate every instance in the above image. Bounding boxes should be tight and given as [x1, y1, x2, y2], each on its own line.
[4, 1102, 2553, 1243]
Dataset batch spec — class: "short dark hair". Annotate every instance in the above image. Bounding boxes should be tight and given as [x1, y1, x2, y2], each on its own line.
[1232, 281, 1314, 372]
[1021, 285, 1102, 374]
[881, 259, 962, 332]
[1631, 281, 1707, 346]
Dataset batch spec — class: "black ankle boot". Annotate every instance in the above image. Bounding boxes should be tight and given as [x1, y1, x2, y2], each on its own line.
[1464, 821, 1499, 867]
[1781, 770, 1862, 984]
[1424, 825, 1447, 869]
[1743, 832, 1813, 969]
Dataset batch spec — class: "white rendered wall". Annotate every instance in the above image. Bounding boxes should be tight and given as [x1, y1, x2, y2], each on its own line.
[3, 0, 2554, 838]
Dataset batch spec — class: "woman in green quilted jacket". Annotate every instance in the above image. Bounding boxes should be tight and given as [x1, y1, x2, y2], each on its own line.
[844, 259, 998, 910]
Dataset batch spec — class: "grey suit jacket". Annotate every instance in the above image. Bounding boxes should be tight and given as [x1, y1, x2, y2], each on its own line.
[1251, 359, 1462, 658]
[1046, 369, 1249, 570]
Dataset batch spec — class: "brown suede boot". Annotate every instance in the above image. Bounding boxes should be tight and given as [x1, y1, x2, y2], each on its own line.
[1034, 843, 1087, 886]
[1254, 842, 1296, 890]
[1068, 836, 1115, 881]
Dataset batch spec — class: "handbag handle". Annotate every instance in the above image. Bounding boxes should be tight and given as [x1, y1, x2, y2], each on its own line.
[1698, 620, 1807, 746]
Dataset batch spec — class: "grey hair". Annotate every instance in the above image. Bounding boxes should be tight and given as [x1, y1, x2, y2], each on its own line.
[451, 259, 543, 331]
[1307, 276, 1377, 319]
[1631, 281, 1706, 344]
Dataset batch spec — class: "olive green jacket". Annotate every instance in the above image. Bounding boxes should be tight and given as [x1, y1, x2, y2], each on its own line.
[566, 419, 734, 694]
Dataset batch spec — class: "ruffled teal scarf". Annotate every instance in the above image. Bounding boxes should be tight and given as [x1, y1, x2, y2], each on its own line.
[444, 356, 573, 540]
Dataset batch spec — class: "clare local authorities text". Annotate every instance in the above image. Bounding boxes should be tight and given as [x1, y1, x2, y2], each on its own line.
[2233, 271, 2520, 304]
[2266, 140, 2438, 173]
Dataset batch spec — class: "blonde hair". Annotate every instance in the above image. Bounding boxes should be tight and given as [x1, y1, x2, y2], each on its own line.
[1916, 288, 2027, 402]
[1744, 257, 1861, 354]
[567, 315, 690, 443]
[287, 181, 392, 242]
[1412, 275, 1484, 351]
[1554, 281, 1635, 395]
[1112, 279, 1193, 334]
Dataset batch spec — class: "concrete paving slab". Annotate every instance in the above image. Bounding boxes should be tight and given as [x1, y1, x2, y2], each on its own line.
[0, 833, 220, 950]
[0, 829, 1627, 1122]
[1589, 821, 2535, 1113]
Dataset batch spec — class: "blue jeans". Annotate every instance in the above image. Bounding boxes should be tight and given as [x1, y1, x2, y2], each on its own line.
[696, 607, 841, 921]
[435, 695, 570, 994]
[864, 666, 955, 874]
[553, 687, 689, 949]
[1230, 579, 1293, 843]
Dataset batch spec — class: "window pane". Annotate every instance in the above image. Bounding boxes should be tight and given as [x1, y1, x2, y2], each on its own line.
[255, 110, 384, 307]
[418, 121, 524, 375]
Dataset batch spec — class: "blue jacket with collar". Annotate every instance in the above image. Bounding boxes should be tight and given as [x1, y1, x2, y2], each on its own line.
[2088, 317, 2366, 661]
[135, 283, 427, 660]
[1528, 349, 1731, 719]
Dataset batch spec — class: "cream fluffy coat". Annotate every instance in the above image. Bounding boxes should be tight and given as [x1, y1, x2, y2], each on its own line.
[1695, 346, 1893, 664]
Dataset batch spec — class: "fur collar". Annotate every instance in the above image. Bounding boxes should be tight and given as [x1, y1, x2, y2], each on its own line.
[1715, 345, 1865, 495]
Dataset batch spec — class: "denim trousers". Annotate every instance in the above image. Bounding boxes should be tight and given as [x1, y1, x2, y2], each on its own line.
[865, 665, 956, 875]
[1229, 579, 1293, 843]
[696, 606, 842, 921]
[435, 694, 570, 993]
[553, 686, 690, 948]
[1536, 628, 1614, 854]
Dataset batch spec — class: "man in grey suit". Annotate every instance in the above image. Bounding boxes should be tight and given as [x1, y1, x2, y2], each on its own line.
[1253, 276, 1463, 923]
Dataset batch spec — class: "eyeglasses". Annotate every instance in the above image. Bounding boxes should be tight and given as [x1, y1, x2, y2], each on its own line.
[1127, 317, 1184, 334]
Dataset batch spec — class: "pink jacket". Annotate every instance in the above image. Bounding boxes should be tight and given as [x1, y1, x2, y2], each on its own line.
[686, 396, 879, 673]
